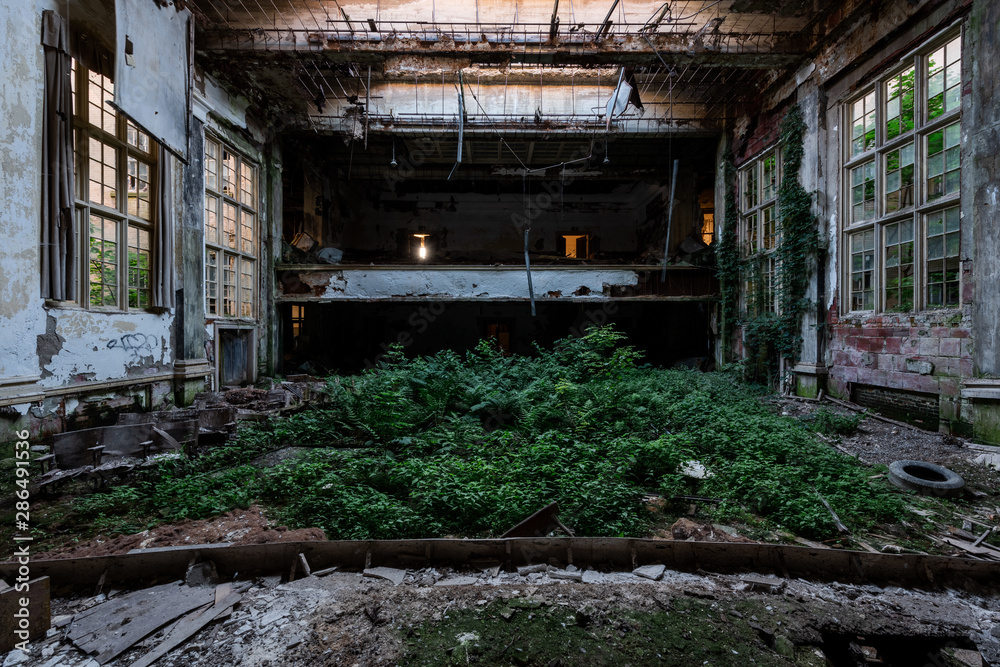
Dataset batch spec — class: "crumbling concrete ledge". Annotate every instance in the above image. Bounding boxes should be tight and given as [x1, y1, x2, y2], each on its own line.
[2, 538, 997, 592]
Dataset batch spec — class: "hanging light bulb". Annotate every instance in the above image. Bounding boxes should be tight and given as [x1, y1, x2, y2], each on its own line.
[603, 142, 610, 165]
[414, 233, 429, 259]
[390, 139, 398, 168]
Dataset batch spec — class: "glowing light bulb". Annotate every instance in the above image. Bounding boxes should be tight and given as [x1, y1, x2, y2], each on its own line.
[418, 245, 427, 259]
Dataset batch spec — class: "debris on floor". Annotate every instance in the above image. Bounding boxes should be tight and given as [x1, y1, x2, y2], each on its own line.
[7, 565, 1000, 666]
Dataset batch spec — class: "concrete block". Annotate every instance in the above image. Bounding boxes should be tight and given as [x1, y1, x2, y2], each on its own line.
[918, 337, 940, 356]
[632, 564, 666, 581]
[905, 358, 934, 375]
[939, 338, 961, 357]
[363, 567, 407, 586]
[549, 570, 584, 582]
[433, 576, 480, 587]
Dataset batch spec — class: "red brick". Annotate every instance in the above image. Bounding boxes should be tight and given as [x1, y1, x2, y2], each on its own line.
[883, 338, 902, 354]
[959, 358, 974, 377]
[939, 379, 960, 397]
[864, 337, 886, 353]
[918, 337, 940, 356]
[931, 327, 953, 337]
[952, 329, 970, 338]
[939, 338, 961, 357]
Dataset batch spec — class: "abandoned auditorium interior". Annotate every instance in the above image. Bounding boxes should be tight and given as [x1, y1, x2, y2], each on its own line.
[1, 0, 1000, 665]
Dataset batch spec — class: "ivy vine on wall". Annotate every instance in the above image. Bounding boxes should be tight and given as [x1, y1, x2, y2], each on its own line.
[718, 104, 821, 381]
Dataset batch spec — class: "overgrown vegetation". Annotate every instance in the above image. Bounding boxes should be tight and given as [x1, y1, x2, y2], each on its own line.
[800, 407, 866, 436]
[52, 326, 905, 543]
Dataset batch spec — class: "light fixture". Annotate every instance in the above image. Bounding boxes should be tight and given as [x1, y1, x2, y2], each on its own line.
[413, 233, 430, 259]
[390, 139, 397, 168]
[603, 142, 610, 165]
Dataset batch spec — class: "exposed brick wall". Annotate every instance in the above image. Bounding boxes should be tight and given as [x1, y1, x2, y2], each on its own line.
[732, 101, 792, 166]
[851, 384, 940, 431]
[826, 297, 973, 426]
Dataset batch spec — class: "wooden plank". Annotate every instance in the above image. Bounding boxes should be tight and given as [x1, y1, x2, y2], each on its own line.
[501, 501, 562, 538]
[128, 591, 242, 667]
[0, 577, 50, 653]
[68, 582, 214, 663]
[940, 537, 1000, 560]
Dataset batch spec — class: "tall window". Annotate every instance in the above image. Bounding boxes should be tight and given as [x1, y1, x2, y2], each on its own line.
[739, 149, 782, 314]
[205, 138, 257, 319]
[71, 61, 157, 309]
[844, 31, 962, 313]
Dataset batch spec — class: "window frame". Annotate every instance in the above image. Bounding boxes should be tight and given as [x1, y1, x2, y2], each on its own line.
[70, 61, 158, 312]
[841, 28, 963, 315]
[204, 134, 259, 321]
[738, 147, 782, 315]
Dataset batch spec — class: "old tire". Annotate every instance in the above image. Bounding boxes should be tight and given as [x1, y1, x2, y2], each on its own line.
[888, 460, 965, 498]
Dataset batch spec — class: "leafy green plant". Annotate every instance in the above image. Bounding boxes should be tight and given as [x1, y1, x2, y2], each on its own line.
[802, 408, 866, 436]
[48, 325, 904, 543]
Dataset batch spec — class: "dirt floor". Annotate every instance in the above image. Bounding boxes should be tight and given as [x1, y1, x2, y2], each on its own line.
[12, 565, 1000, 666]
[33, 506, 326, 560]
[773, 396, 977, 466]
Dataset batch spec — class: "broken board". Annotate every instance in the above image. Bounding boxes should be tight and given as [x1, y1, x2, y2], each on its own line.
[67, 581, 215, 664]
[52, 421, 196, 469]
[501, 501, 563, 538]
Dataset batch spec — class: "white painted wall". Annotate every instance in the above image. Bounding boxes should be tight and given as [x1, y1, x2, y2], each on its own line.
[0, 1, 181, 400]
[284, 267, 640, 300]
[0, 2, 50, 382]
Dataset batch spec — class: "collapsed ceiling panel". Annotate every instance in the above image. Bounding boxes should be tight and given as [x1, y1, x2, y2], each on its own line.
[188, 0, 839, 136]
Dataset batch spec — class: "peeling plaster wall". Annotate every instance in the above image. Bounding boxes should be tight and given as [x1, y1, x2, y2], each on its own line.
[0, 2, 51, 381]
[36, 311, 174, 386]
[0, 2, 187, 438]
[279, 267, 640, 301]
